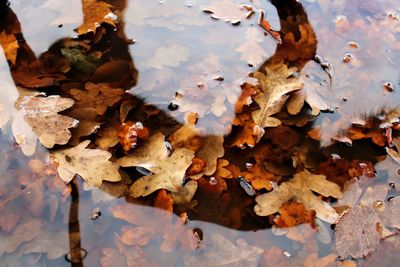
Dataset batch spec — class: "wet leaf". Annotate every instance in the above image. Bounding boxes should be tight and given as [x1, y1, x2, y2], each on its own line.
[22, 230, 68, 260]
[52, 140, 121, 187]
[117, 132, 195, 197]
[252, 63, 303, 129]
[254, 170, 343, 223]
[61, 48, 102, 73]
[0, 219, 44, 257]
[13, 95, 78, 155]
[76, 0, 117, 35]
[274, 201, 316, 228]
[335, 184, 400, 258]
[69, 82, 125, 115]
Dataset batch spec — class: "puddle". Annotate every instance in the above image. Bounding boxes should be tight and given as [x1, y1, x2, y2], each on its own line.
[1, 0, 400, 266]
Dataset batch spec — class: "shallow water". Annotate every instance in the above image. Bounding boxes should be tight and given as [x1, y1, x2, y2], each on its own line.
[1, 0, 400, 266]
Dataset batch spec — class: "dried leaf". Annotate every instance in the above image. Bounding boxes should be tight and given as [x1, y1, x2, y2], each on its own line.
[254, 170, 343, 223]
[76, 0, 117, 35]
[52, 140, 121, 187]
[335, 184, 400, 259]
[13, 95, 78, 155]
[117, 132, 194, 197]
[69, 82, 125, 115]
[252, 64, 303, 128]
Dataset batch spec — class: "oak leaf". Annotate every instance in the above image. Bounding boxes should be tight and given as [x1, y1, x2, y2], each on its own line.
[76, 0, 117, 35]
[69, 82, 125, 115]
[117, 132, 195, 197]
[254, 170, 343, 223]
[52, 140, 121, 187]
[252, 63, 303, 128]
[13, 95, 78, 155]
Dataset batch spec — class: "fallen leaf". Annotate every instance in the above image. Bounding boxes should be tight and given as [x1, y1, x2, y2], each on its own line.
[22, 230, 68, 260]
[335, 184, 400, 259]
[76, 0, 117, 35]
[274, 201, 316, 228]
[52, 140, 121, 187]
[171, 180, 198, 205]
[0, 219, 44, 257]
[254, 170, 343, 223]
[183, 234, 263, 267]
[117, 132, 194, 197]
[69, 82, 125, 115]
[12, 95, 78, 155]
[252, 63, 303, 129]
[189, 135, 225, 179]
[287, 71, 329, 115]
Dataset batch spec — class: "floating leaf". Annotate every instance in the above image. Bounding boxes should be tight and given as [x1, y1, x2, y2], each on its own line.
[76, 0, 117, 35]
[52, 140, 121, 187]
[254, 170, 343, 223]
[117, 132, 194, 197]
[252, 63, 303, 128]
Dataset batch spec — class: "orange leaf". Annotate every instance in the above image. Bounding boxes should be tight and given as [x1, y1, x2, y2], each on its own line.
[77, 0, 117, 35]
[274, 201, 316, 228]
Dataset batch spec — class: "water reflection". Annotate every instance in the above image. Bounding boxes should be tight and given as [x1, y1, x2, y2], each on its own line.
[1, 0, 399, 266]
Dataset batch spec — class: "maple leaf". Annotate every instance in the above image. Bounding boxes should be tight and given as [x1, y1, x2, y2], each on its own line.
[183, 234, 263, 267]
[76, 0, 117, 35]
[117, 132, 195, 197]
[252, 63, 303, 128]
[0, 31, 19, 65]
[254, 170, 343, 223]
[335, 182, 400, 259]
[69, 82, 125, 115]
[52, 140, 121, 187]
[12, 94, 78, 155]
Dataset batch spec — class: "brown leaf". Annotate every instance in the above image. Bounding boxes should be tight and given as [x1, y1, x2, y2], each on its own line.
[69, 82, 125, 115]
[76, 0, 117, 35]
[0, 31, 19, 65]
[254, 170, 343, 223]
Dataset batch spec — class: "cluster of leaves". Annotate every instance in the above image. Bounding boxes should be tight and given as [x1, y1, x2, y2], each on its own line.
[1, 0, 400, 266]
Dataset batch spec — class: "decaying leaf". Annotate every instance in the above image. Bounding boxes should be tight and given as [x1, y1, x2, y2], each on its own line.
[171, 180, 198, 205]
[117, 132, 195, 197]
[252, 63, 303, 129]
[254, 170, 343, 223]
[69, 82, 125, 115]
[76, 0, 117, 35]
[335, 184, 400, 259]
[183, 234, 263, 267]
[13, 95, 78, 155]
[52, 140, 121, 187]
